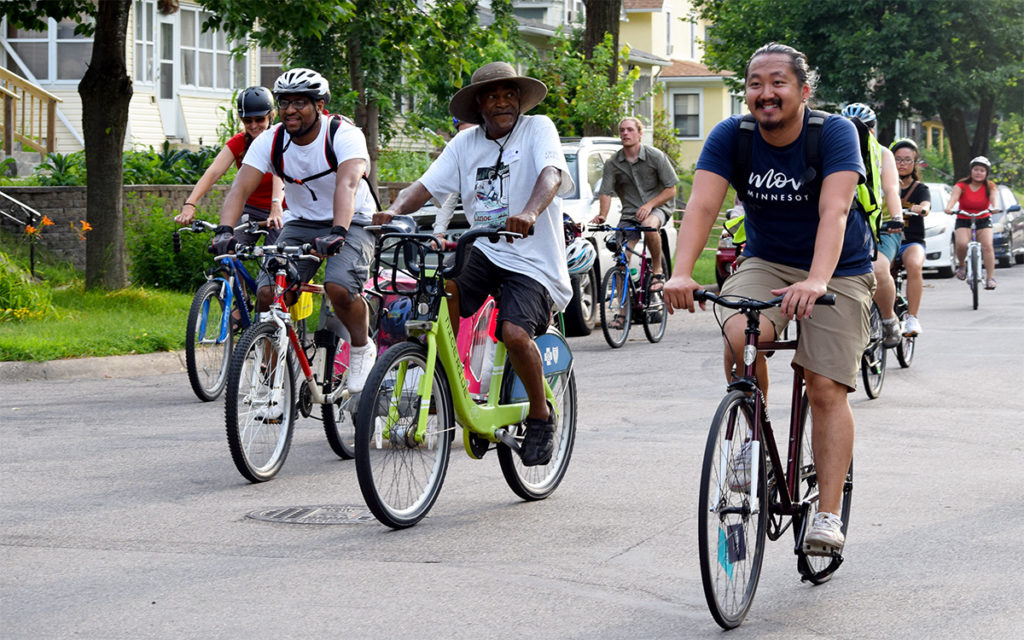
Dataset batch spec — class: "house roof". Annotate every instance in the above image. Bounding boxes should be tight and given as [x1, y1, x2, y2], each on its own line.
[624, 0, 665, 11]
[659, 59, 734, 79]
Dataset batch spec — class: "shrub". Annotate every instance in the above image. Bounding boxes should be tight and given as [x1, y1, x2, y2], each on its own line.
[126, 193, 213, 292]
[33, 151, 87, 186]
[0, 252, 53, 321]
[378, 150, 434, 182]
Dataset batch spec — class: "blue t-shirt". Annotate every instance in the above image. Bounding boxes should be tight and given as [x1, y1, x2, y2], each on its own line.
[697, 111, 872, 276]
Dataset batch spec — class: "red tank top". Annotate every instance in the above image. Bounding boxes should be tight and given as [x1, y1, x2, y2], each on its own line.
[954, 181, 991, 219]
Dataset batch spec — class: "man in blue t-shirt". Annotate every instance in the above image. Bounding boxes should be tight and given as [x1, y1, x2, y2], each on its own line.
[664, 43, 874, 558]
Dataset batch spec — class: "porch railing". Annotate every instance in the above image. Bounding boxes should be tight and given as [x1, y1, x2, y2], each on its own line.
[0, 67, 62, 156]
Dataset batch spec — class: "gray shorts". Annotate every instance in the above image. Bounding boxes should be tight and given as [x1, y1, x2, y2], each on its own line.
[720, 257, 875, 391]
[620, 209, 668, 243]
[256, 219, 374, 297]
[236, 204, 280, 246]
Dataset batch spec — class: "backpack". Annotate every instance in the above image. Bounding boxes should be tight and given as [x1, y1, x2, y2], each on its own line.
[270, 114, 382, 210]
[730, 110, 881, 243]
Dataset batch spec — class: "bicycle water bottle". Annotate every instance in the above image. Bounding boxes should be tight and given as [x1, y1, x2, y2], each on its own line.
[629, 266, 639, 283]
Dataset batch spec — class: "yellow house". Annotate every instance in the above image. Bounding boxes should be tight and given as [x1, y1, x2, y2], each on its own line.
[1, 0, 280, 155]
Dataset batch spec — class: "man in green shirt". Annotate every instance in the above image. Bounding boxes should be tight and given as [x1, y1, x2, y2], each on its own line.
[593, 117, 678, 295]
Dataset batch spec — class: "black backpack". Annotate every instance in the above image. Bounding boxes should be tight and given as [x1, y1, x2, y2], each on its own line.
[270, 114, 381, 210]
[730, 110, 879, 243]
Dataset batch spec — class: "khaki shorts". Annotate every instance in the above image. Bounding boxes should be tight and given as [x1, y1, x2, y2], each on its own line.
[720, 257, 876, 391]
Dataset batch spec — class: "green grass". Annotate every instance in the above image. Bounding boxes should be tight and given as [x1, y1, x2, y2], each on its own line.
[0, 284, 192, 361]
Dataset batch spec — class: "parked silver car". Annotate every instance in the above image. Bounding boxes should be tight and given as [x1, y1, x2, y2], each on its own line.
[992, 185, 1024, 267]
[922, 182, 956, 277]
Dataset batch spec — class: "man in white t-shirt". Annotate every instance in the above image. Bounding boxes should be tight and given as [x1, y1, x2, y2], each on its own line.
[213, 68, 377, 394]
[373, 61, 574, 466]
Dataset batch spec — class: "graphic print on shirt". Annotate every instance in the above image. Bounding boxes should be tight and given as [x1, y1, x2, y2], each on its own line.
[744, 167, 812, 205]
[474, 162, 509, 227]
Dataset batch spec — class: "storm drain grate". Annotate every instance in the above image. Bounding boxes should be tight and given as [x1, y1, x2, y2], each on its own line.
[247, 505, 376, 525]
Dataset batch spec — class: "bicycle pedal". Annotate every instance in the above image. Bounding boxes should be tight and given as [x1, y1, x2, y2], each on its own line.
[802, 541, 843, 557]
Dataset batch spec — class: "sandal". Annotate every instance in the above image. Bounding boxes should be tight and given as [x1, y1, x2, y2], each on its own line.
[649, 273, 666, 292]
[985, 278, 996, 290]
[608, 313, 626, 330]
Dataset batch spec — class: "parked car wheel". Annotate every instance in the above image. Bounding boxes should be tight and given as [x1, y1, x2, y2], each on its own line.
[562, 262, 598, 337]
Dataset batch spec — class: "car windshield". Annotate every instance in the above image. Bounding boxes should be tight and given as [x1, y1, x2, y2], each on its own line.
[563, 152, 581, 200]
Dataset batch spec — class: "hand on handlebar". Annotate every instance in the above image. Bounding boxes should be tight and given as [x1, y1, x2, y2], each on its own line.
[504, 212, 535, 241]
[663, 274, 704, 314]
[772, 278, 828, 320]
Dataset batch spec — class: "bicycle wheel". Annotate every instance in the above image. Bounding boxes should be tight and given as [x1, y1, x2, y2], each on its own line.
[185, 280, 232, 402]
[895, 311, 915, 368]
[642, 254, 670, 343]
[354, 342, 453, 529]
[698, 390, 767, 630]
[969, 245, 980, 310]
[794, 393, 853, 584]
[320, 335, 356, 459]
[497, 365, 577, 501]
[860, 303, 885, 399]
[600, 267, 631, 348]
[224, 322, 296, 482]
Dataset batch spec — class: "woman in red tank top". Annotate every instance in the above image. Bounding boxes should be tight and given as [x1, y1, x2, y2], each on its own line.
[944, 156, 999, 288]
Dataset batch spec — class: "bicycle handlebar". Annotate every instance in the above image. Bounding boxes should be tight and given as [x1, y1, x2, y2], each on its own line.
[172, 218, 267, 254]
[694, 289, 836, 310]
[588, 223, 658, 233]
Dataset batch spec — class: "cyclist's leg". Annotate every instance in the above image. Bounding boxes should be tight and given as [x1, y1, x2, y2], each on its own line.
[718, 258, 786, 392]
[803, 370, 854, 517]
[642, 210, 666, 277]
[448, 246, 502, 341]
[322, 224, 374, 347]
[900, 243, 925, 317]
[872, 234, 899, 321]
[494, 276, 555, 423]
[977, 225, 996, 283]
[953, 225, 970, 265]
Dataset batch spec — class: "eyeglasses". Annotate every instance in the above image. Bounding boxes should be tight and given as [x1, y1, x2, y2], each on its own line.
[894, 158, 917, 165]
[276, 97, 311, 111]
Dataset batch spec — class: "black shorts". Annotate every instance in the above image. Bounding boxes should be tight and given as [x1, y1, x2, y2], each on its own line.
[955, 216, 992, 230]
[452, 247, 553, 341]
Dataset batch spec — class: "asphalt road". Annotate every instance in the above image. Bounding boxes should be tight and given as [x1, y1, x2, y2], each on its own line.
[2, 266, 1022, 639]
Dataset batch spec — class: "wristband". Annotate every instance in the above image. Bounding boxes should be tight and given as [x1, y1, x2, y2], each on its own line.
[271, 198, 281, 204]
[214, 225, 234, 235]
[330, 225, 348, 238]
[183, 201, 196, 208]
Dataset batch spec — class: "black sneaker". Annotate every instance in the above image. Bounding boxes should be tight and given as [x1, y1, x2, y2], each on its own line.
[520, 404, 555, 467]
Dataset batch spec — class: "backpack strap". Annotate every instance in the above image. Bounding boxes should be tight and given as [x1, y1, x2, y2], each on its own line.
[730, 114, 757, 195]
[802, 109, 828, 184]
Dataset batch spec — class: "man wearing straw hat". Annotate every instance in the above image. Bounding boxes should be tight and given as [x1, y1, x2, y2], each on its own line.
[377, 62, 574, 466]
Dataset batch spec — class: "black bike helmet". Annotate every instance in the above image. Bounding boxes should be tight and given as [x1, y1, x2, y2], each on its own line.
[237, 86, 274, 118]
[273, 68, 330, 105]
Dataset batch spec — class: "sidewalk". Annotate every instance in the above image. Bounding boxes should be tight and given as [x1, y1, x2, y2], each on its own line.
[0, 350, 187, 382]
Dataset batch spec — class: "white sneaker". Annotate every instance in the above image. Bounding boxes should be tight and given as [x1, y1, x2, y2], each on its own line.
[346, 339, 377, 394]
[903, 315, 922, 337]
[803, 511, 845, 556]
[253, 389, 284, 421]
[728, 441, 752, 491]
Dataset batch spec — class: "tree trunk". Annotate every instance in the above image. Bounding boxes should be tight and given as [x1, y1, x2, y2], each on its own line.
[79, 0, 132, 289]
[583, 0, 622, 137]
[971, 93, 995, 159]
[938, 105, 971, 180]
[346, 30, 378, 188]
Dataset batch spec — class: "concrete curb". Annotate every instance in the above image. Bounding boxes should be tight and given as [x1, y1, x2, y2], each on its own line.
[0, 350, 188, 382]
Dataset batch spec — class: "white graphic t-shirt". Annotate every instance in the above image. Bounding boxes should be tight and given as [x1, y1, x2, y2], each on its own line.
[243, 117, 376, 226]
[418, 115, 575, 310]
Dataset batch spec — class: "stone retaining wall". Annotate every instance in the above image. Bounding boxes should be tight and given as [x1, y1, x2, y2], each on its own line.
[0, 182, 411, 270]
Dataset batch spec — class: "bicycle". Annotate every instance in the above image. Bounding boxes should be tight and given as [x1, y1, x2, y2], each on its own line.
[589, 223, 670, 348]
[890, 211, 917, 368]
[954, 209, 994, 311]
[223, 242, 361, 482]
[173, 219, 264, 402]
[693, 290, 853, 629]
[859, 218, 907, 400]
[353, 221, 577, 529]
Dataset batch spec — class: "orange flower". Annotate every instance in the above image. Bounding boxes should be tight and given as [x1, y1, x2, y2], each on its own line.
[80, 220, 92, 232]
[25, 225, 37, 235]
[41, 216, 54, 227]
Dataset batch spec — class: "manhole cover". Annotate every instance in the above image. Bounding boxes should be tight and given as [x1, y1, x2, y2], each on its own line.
[247, 505, 376, 525]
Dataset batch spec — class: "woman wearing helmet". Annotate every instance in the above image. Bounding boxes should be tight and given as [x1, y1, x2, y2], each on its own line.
[890, 138, 930, 336]
[176, 86, 283, 245]
[944, 155, 1000, 289]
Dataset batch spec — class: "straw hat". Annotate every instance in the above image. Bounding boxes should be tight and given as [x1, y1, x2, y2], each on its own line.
[448, 62, 547, 125]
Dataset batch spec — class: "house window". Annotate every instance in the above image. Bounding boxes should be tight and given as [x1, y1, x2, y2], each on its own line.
[673, 92, 700, 138]
[3, 16, 93, 82]
[731, 94, 744, 115]
[134, 0, 155, 83]
[179, 7, 246, 90]
[260, 49, 283, 89]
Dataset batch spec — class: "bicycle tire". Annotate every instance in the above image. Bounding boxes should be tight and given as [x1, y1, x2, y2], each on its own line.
[224, 322, 296, 482]
[185, 280, 232, 402]
[642, 253, 670, 343]
[698, 390, 767, 630]
[496, 362, 577, 501]
[354, 342, 453, 529]
[969, 246, 980, 310]
[600, 267, 631, 348]
[896, 314, 915, 368]
[861, 303, 885, 399]
[321, 335, 356, 459]
[794, 393, 853, 584]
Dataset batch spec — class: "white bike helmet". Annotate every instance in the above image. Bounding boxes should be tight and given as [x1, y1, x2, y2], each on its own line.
[566, 238, 596, 275]
[970, 155, 992, 170]
[273, 68, 330, 104]
[841, 102, 876, 128]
